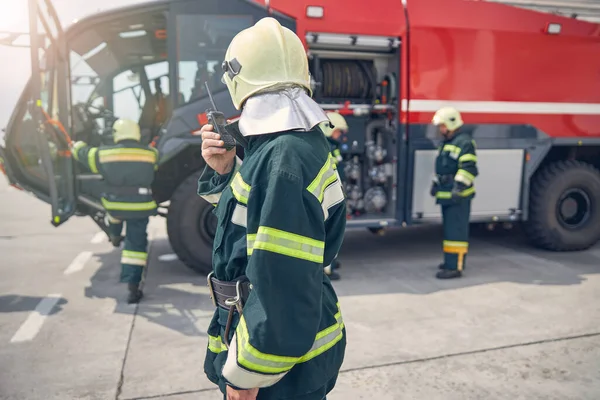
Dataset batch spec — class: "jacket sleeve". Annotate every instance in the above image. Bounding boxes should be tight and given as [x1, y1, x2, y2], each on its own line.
[222, 168, 326, 389]
[453, 139, 478, 188]
[72, 141, 99, 173]
[197, 156, 242, 207]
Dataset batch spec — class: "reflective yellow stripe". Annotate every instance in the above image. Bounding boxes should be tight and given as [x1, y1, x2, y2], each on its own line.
[435, 186, 475, 199]
[121, 250, 147, 266]
[72, 142, 86, 161]
[101, 198, 157, 211]
[235, 304, 344, 374]
[208, 335, 227, 354]
[455, 169, 475, 185]
[88, 148, 99, 173]
[460, 186, 475, 197]
[231, 172, 251, 205]
[246, 226, 324, 263]
[98, 148, 156, 164]
[458, 154, 477, 163]
[443, 240, 468, 249]
[443, 144, 461, 155]
[307, 155, 338, 202]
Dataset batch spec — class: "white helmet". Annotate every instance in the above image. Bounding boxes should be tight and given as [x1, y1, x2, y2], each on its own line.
[112, 119, 141, 143]
[432, 107, 463, 132]
[221, 17, 312, 110]
[320, 112, 348, 137]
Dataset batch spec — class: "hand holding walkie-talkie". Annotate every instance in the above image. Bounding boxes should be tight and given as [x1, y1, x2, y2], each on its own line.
[204, 82, 247, 150]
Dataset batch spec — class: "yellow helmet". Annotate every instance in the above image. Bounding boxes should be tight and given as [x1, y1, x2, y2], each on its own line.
[320, 112, 348, 137]
[432, 107, 463, 131]
[221, 17, 312, 110]
[112, 119, 141, 143]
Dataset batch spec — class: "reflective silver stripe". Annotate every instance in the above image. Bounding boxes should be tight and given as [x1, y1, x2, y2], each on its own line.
[454, 173, 472, 186]
[222, 333, 288, 388]
[321, 176, 344, 220]
[299, 312, 344, 363]
[231, 204, 248, 228]
[201, 192, 222, 204]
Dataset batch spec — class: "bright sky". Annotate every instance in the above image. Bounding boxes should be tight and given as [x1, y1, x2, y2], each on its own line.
[0, 0, 153, 129]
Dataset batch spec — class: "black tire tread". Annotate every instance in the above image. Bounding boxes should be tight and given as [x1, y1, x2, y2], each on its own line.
[525, 160, 600, 251]
[166, 170, 213, 274]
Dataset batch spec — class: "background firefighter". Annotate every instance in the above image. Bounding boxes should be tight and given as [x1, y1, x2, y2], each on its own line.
[429, 107, 478, 279]
[319, 111, 348, 281]
[71, 119, 158, 303]
[197, 17, 347, 400]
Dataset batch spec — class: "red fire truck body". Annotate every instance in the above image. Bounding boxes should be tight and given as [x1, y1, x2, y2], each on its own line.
[1, 0, 599, 274]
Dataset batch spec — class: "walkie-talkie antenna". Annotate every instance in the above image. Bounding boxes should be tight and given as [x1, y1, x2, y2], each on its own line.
[205, 82, 218, 110]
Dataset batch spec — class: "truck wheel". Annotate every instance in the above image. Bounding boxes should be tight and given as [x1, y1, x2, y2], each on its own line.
[525, 160, 600, 251]
[167, 170, 216, 275]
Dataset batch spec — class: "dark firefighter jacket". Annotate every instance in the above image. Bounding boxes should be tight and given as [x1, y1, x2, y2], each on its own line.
[73, 140, 158, 219]
[434, 128, 478, 205]
[198, 128, 347, 399]
[326, 137, 345, 182]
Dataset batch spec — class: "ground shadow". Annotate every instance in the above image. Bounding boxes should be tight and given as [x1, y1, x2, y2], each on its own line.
[0, 294, 68, 314]
[84, 237, 214, 337]
[81, 223, 600, 334]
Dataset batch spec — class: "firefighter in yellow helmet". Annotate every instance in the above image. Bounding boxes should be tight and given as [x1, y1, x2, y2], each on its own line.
[71, 119, 159, 303]
[319, 111, 348, 281]
[430, 107, 478, 279]
[197, 17, 346, 400]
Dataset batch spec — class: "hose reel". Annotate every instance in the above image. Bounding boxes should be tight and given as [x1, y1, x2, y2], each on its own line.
[319, 59, 377, 99]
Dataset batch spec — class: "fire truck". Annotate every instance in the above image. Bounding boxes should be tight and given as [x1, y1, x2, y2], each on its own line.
[1, 0, 599, 274]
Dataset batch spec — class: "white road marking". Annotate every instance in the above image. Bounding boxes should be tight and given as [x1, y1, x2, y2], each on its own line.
[64, 251, 93, 275]
[91, 232, 105, 244]
[158, 253, 178, 262]
[10, 294, 62, 343]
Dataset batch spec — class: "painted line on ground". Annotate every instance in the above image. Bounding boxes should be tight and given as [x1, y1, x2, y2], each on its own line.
[10, 294, 63, 343]
[91, 232, 105, 244]
[64, 251, 93, 275]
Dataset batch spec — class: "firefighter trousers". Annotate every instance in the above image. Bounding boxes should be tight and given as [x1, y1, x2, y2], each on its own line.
[441, 200, 471, 271]
[108, 217, 149, 284]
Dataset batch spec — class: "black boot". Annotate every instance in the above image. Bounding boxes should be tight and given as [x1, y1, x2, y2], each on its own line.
[438, 263, 447, 270]
[109, 235, 124, 248]
[436, 269, 462, 279]
[127, 283, 143, 304]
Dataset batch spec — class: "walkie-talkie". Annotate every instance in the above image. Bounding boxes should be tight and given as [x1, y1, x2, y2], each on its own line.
[204, 82, 239, 150]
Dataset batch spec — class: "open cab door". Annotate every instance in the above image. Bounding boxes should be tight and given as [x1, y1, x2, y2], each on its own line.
[0, 0, 77, 227]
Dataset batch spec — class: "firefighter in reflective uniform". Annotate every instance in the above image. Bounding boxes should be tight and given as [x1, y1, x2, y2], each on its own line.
[430, 107, 478, 279]
[318, 111, 348, 281]
[71, 119, 158, 303]
[197, 17, 346, 400]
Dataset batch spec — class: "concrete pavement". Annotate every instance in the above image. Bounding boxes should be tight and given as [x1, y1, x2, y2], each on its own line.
[1, 177, 599, 400]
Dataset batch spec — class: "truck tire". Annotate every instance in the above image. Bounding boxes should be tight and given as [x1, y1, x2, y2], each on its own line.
[167, 170, 216, 275]
[525, 160, 600, 251]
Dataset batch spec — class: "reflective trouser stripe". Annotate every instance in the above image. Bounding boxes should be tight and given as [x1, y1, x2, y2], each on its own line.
[101, 198, 157, 211]
[122, 250, 147, 266]
[246, 227, 325, 263]
[443, 240, 468, 271]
